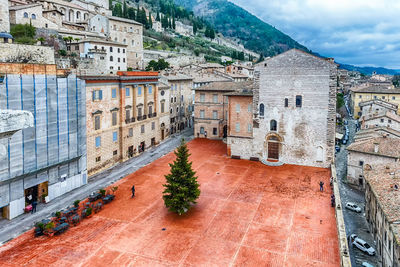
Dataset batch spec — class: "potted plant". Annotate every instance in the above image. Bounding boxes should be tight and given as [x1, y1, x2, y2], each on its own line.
[34, 222, 45, 237]
[41, 194, 47, 203]
[85, 207, 93, 218]
[55, 211, 61, 219]
[44, 221, 55, 236]
[99, 189, 106, 197]
[74, 200, 80, 208]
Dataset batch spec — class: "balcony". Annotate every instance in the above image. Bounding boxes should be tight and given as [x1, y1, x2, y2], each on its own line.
[143, 114, 147, 120]
[153, 112, 157, 117]
[137, 115, 143, 121]
[148, 113, 153, 118]
[125, 117, 136, 124]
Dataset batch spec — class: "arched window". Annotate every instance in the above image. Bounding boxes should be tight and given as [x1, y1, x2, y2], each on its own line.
[270, 120, 277, 131]
[316, 146, 324, 162]
[110, 56, 113, 61]
[24, 12, 28, 18]
[76, 11, 81, 20]
[259, 103, 264, 116]
[31, 14, 36, 19]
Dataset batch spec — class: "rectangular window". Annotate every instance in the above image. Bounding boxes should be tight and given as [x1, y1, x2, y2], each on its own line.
[247, 123, 252, 133]
[213, 128, 217, 135]
[126, 87, 130, 97]
[141, 125, 145, 133]
[149, 106, 153, 115]
[359, 95, 362, 99]
[148, 85, 152, 94]
[112, 111, 117, 126]
[152, 122, 155, 130]
[129, 128, 133, 137]
[296, 95, 302, 107]
[359, 161, 364, 166]
[95, 136, 101, 148]
[200, 93, 205, 102]
[111, 88, 117, 99]
[392, 96, 396, 100]
[213, 110, 218, 119]
[113, 150, 118, 156]
[92, 90, 103, 101]
[138, 86, 142, 96]
[248, 104, 252, 112]
[200, 127, 205, 134]
[236, 104, 240, 113]
[113, 131, 118, 142]
[94, 115, 101, 130]
[284, 98, 288, 107]
[235, 122, 240, 132]
[95, 156, 101, 162]
[126, 109, 130, 120]
[374, 96, 377, 99]
[213, 94, 218, 103]
[380, 118, 384, 123]
[200, 110, 205, 118]
[138, 107, 142, 117]
[161, 102, 165, 113]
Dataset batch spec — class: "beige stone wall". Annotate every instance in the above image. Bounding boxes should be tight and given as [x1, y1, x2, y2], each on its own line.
[228, 96, 253, 138]
[109, 19, 143, 70]
[0, 43, 55, 64]
[10, 5, 59, 30]
[0, 0, 10, 32]
[363, 117, 400, 132]
[168, 79, 193, 132]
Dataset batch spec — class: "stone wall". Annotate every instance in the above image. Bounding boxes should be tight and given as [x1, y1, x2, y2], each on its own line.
[0, 0, 10, 32]
[0, 43, 55, 64]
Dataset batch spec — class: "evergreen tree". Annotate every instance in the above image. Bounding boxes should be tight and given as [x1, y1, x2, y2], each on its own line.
[238, 51, 244, 61]
[156, 10, 160, 21]
[113, 3, 123, 17]
[209, 27, 215, 39]
[193, 22, 197, 34]
[204, 27, 209, 38]
[109, 0, 113, 10]
[172, 16, 176, 29]
[123, 0, 127, 18]
[141, 7, 148, 26]
[148, 12, 153, 29]
[168, 16, 172, 28]
[127, 7, 135, 20]
[162, 139, 200, 215]
[161, 15, 168, 29]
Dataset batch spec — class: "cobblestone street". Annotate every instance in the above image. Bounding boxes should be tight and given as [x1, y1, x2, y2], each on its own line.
[336, 95, 379, 267]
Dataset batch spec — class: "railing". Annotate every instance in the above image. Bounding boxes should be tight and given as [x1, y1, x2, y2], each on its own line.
[137, 116, 143, 121]
[125, 117, 136, 124]
[153, 112, 157, 117]
[143, 114, 147, 120]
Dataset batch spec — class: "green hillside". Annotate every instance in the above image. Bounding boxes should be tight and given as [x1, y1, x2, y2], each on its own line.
[173, 0, 309, 57]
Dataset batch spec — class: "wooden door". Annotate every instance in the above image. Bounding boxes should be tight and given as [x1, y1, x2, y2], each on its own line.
[268, 142, 279, 160]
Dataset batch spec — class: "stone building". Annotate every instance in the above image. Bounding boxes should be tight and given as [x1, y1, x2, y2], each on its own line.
[82, 71, 165, 176]
[350, 85, 400, 119]
[157, 82, 171, 141]
[160, 72, 193, 134]
[226, 63, 254, 79]
[66, 38, 127, 74]
[361, 112, 400, 132]
[359, 99, 398, 118]
[227, 49, 337, 168]
[9, 3, 59, 29]
[355, 126, 400, 142]
[175, 21, 193, 36]
[346, 137, 400, 187]
[0, 0, 10, 33]
[364, 163, 400, 267]
[89, 15, 143, 70]
[194, 81, 253, 139]
[0, 63, 87, 220]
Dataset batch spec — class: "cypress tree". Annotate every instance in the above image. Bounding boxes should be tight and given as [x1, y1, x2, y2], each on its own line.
[168, 16, 172, 28]
[193, 22, 197, 34]
[148, 12, 153, 29]
[156, 10, 160, 21]
[163, 139, 200, 215]
[172, 16, 176, 29]
[123, 0, 127, 18]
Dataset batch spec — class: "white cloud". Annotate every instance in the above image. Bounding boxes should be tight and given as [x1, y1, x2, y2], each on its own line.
[229, 0, 400, 69]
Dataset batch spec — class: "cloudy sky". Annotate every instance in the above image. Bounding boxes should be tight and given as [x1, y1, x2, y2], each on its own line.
[229, 0, 400, 69]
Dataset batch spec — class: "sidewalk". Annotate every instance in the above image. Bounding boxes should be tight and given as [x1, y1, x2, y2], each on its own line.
[0, 130, 194, 245]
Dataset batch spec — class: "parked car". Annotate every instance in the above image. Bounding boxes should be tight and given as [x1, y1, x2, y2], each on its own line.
[344, 120, 348, 125]
[345, 202, 362, 213]
[342, 139, 347, 145]
[350, 234, 376, 255]
[335, 145, 340, 152]
[362, 262, 374, 267]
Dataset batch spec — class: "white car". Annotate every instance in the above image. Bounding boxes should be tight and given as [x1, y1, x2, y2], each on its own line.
[350, 234, 376, 256]
[345, 202, 362, 213]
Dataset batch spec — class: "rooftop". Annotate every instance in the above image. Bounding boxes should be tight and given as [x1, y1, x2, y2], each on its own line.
[364, 162, 400, 224]
[363, 111, 400, 124]
[9, 3, 41, 10]
[196, 81, 254, 92]
[108, 15, 142, 26]
[347, 137, 400, 158]
[161, 72, 192, 81]
[359, 99, 398, 109]
[198, 63, 224, 68]
[191, 73, 231, 83]
[351, 85, 400, 94]
[0, 139, 339, 266]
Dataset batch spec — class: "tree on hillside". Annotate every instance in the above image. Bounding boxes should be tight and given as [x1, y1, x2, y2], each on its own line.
[162, 139, 200, 215]
[112, 3, 123, 17]
[257, 53, 264, 63]
[123, 0, 127, 18]
[172, 16, 176, 29]
[156, 10, 160, 21]
[145, 59, 170, 71]
[193, 22, 197, 34]
[127, 7, 135, 20]
[148, 12, 153, 29]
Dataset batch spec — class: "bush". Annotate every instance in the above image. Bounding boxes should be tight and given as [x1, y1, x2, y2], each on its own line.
[85, 207, 92, 216]
[45, 222, 55, 230]
[58, 50, 67, 56]
[70, 52, 77, 57]
[35, 222, 45, 230]
[55, 211, 61, 218]
[74, 200, 80, 208]
[99, 189, 106, 196]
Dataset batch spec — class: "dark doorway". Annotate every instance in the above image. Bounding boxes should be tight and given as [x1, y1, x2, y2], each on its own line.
[223, 125, 227, 138]
[161, 129, 164, 140]
[151, 137, 156, 146]
[25, 185, 38, 205]
[128, 146, 134, 157]
[139, 141, 145, 152]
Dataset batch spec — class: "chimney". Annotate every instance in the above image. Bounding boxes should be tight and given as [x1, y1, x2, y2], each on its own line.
[374, 142, 379, 153]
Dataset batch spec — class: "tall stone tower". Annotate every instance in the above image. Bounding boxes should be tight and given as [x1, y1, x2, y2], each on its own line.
[0, 0, 10, 32]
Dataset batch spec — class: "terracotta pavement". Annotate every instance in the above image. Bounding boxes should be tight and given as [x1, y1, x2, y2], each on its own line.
[0, 139, 340, 267]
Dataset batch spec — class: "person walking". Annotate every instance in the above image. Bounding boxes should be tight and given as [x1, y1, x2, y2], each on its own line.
[131, 185, 135, 198]
[319, 181, 324, 192]
[31, 200, 37, 214]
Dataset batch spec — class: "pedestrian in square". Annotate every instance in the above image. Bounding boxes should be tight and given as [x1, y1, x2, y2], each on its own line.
[319, 181, 324, 192]
[131, 185, 135, 198]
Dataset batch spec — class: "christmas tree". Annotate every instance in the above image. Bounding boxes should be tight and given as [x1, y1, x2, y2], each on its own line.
[163, 139, 200, 215]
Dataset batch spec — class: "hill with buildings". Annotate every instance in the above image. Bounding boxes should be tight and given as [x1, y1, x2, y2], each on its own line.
[172, 0, 309, 57]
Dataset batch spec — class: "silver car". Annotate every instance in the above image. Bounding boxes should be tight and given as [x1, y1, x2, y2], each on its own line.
[345, 202, 362, 213]
[350, 234, 376, 256]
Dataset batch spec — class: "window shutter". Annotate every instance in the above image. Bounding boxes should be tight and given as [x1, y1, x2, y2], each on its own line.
[99, 90, 103, 100]
[92, 91, 95, 101]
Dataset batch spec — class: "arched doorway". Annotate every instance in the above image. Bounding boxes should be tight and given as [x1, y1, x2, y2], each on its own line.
[265, 134, 282, 161]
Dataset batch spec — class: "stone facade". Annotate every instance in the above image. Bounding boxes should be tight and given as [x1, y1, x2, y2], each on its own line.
[160, 72, 193, 135]
[83, 71, 166, 176]
[9, 3, 59, 30]
[0, 43, 55, 64]
[175, 21, 193, 36]
[227, 49, 337, 168]
[362, 112, 400, 132]
[0, 0, 10, 32]
[364, 163, 400, 267]
[346, 137, 400, 187]
[360, 99, 398, 117]
[89, 15, 143, 70]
